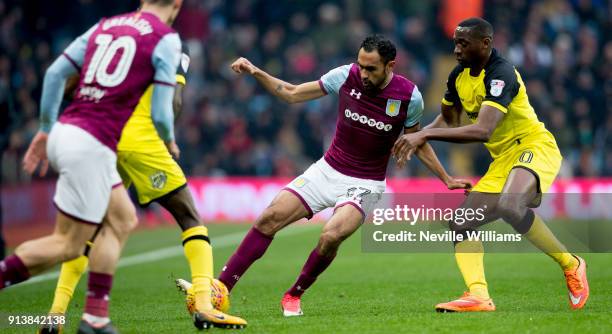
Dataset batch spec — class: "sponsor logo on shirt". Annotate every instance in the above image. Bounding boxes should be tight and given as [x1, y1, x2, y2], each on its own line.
[344, 109, 393, 131]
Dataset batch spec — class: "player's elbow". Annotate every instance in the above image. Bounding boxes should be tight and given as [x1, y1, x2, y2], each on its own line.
[476, 125, 493, 142]
[284, 95, 297, 104]
[283, 85, 300, 104]
[44, 67, 57, 79]
[44, 65, 63, 83]
[45, 58, 72, 81]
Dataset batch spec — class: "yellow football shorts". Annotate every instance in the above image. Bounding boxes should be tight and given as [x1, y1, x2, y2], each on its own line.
[472, 131, 562, 205]
[117, 149, 187, 206]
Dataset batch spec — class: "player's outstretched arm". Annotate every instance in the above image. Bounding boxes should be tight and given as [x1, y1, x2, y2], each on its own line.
[394, 104, 504, 157]
[415, 142, 471, 190]
[231, 57, 325, 103]
[395, 125, 471, 190]
[423, 105, 503, 143]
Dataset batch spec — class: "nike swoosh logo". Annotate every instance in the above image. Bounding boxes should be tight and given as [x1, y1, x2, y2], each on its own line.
[569, 292, 582, 305]
[453, 300, 475, 304]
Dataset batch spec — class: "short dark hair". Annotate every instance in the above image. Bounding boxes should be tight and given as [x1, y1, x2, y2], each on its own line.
[457, 17, 494, 39]
[360, 34, 396, 64]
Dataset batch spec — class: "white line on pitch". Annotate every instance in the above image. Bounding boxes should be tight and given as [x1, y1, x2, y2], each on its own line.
[16, 224, 318, 287]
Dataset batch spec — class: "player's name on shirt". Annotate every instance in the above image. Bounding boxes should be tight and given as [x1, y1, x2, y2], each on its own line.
[78, 86, 105, 103]
[102, 15, 153, 35]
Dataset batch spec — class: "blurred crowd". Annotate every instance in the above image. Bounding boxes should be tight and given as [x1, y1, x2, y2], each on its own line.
[0, 0, 610, 184]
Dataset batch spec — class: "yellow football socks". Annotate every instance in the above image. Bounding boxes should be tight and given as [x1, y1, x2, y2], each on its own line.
[455, 239, 489, 299]
[49, 255, 89, 314]
[182, 226, 214, 311]
[524, 213, 578, 270]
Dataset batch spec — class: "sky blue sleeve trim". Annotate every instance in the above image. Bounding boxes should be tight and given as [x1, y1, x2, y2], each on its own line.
[63, 23, 98, 69]
[150, 33, 181, 142]
[320, 64, 351, 96]
[404, 85, 424, 128]
[39, 56, 79, 133]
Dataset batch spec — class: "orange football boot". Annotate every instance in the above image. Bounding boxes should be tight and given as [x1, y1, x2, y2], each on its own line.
[564, 255, 589, 310]
[435, 292, 496, 312]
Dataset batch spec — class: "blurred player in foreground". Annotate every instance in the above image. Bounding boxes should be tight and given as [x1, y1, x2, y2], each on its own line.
[178, 35, 471, 317]
[393, 17, 589, 312]
[38, 42, 246, 333]
[1, 0, 184, 333]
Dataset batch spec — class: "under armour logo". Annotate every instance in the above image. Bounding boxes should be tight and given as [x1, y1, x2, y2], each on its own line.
[297, 285, 302, 291]
[233, 275, 240, 280]
[350, 89, 361, 99]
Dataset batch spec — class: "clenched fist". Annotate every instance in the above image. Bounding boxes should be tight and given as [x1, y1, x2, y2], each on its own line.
[230, 57, 259, 75]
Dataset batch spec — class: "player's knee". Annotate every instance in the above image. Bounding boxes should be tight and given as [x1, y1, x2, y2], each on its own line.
[125, 210, 139, 233]
[159, 190, 202, 231]
[255, 207, 285, 236]
[173, 202, 201, 231]
[318, 232, 342, 257]
[120, 205, 138, 233]
[319, 229, 343, 249]
[47, 228, 85, 261]
[110, 207, 138, 236]
[60, 241, 85, 262]
[496, 195, 525, 224]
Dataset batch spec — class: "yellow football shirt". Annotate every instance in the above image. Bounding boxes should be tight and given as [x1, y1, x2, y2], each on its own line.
[441, 49, 552, 159]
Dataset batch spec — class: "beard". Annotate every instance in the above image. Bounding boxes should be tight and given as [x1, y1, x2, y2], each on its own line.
[362, 68, 390, 92]
[362, 79, 375, 91]
[362, 77, 383, 92]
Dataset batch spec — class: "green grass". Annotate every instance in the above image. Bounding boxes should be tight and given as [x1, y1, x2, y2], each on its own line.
[1, 223, 611, 333]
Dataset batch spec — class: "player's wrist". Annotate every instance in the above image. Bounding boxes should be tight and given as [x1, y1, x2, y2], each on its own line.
[35, 130, 49, 139]
[39, 122, 53, 134]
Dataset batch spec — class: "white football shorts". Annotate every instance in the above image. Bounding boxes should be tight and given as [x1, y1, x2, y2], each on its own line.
[47, 122, 121, 224]
[284, 158, 386, 219]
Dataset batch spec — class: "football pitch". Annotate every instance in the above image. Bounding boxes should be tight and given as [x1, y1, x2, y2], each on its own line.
[1, 223, 611, 333]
